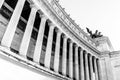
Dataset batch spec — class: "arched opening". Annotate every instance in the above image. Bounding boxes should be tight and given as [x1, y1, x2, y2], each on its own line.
[73, 43, 76, 80]
[26, 12, 41, 61]
[50, 27, 57, 71]
[40, 20, 50, 66]
[66, 38, 70, 77]
[88, 53, 92, 80]
[83, 50, 87, 80]
[78, 47, 82, 79]
[10, 1, 31, 53]
[58, 33, 64, 75]
[0, 0, 18, 20]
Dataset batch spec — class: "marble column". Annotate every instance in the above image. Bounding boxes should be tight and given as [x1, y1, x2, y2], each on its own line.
[54, 30, 62, 72]
[94, 58, 99, 80]
[44, 23, 55, 68]
[1, 0, 26, 48]
[80, 49, 84, 80]
[85, 51, 90, 80]
[89, 55, 94, 80]
[0, 0, 4, 9]
[75, 46, 79, 80]
[69, 40, 73, 78]
[62, 35, 67, 76]
[96, 59, 100, 80]
[33, 15, 48, 63]
[19, 5, 38, 57]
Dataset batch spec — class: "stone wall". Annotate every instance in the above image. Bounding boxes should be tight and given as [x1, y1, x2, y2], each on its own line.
[110, 51, 120, 80]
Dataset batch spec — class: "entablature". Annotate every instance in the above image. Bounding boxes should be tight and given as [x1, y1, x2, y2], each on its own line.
[32, 0, 101, 57]
[48, 0, 97, 47]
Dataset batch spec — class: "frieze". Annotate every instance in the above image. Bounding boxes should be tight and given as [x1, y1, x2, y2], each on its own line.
[38, 0, 101, 56]
[110, 51, 120, 58]
[49, 0, 97, 48]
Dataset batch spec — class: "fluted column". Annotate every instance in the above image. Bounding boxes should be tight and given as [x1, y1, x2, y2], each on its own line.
[0, 0, 4, 9]
[75, 46, 79, 80]
[89, 55, 94, 80]
[19, 5, 38, 57]
[44, 23, 55, 68]
[33, 15, 48, 63]
[85, 52, 90, 80]
[94, 58, 99, 80]
[54, 30, 61, 72]
[1, 0, 26, 48]
[69, 40, 73, 78]
[62, 35, 67, 75]
[80, 49, 84, 80]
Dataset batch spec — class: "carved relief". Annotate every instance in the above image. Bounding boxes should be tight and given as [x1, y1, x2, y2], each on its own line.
[86, 27, 103, 39]
[39, 0, 100, 56]
[51, 3, 97, 47]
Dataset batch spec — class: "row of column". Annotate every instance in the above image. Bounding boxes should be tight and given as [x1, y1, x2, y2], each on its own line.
[0, 0, 100, 80]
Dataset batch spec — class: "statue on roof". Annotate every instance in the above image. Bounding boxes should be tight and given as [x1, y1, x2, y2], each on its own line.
[86, 27, 103, 39]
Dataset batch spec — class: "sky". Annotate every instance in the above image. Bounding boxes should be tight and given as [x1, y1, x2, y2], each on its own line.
[59, 0, 120, 51]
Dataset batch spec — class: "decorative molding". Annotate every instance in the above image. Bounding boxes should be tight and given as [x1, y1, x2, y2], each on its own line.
[0, 46, 72, 80]
[110, 51, 120, 58]
[35, 0, 101, 57]
[49, 0, 97, 46]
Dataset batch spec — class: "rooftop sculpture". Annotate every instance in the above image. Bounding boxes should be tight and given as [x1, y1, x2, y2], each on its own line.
[86, 27, 103, 39]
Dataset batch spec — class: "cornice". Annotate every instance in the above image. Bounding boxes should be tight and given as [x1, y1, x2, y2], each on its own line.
[110, 51, 120, 58]
[0, 46, 72, 80]
[50, 0, 97, 45]
[34, 0, 101, 57]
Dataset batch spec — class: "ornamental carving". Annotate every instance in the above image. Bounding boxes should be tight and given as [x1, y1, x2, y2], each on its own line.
[86, 27, 103, 39]
[41, 0, 100, 55]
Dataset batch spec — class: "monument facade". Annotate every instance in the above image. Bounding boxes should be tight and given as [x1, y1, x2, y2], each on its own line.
[0, 0, 119, 80]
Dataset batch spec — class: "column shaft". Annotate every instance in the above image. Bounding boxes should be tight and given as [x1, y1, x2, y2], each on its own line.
[33, 16, 47, 63]
[96, 59, 101, 80]
[62, 36, 67, 75]
[90, 55, 94, 80]
[80, 50, 84, 80]
[54, 31, 61, 72]
[19, 6, 37, 57]
[0, 0, 4, 9]
[44, 24, 55, 68]
[75, 46, 79, 80]
[85, 53, 90, 80]
[94, 58, 99, 80]
[1, 0, 26, 47]
[69, 41, 73, 78]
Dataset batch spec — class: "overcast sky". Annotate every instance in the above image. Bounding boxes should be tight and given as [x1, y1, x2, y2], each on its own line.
[59, 0, 120, 51]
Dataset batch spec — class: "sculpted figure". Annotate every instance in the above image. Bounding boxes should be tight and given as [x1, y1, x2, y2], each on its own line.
[86, 27, 103, 39]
